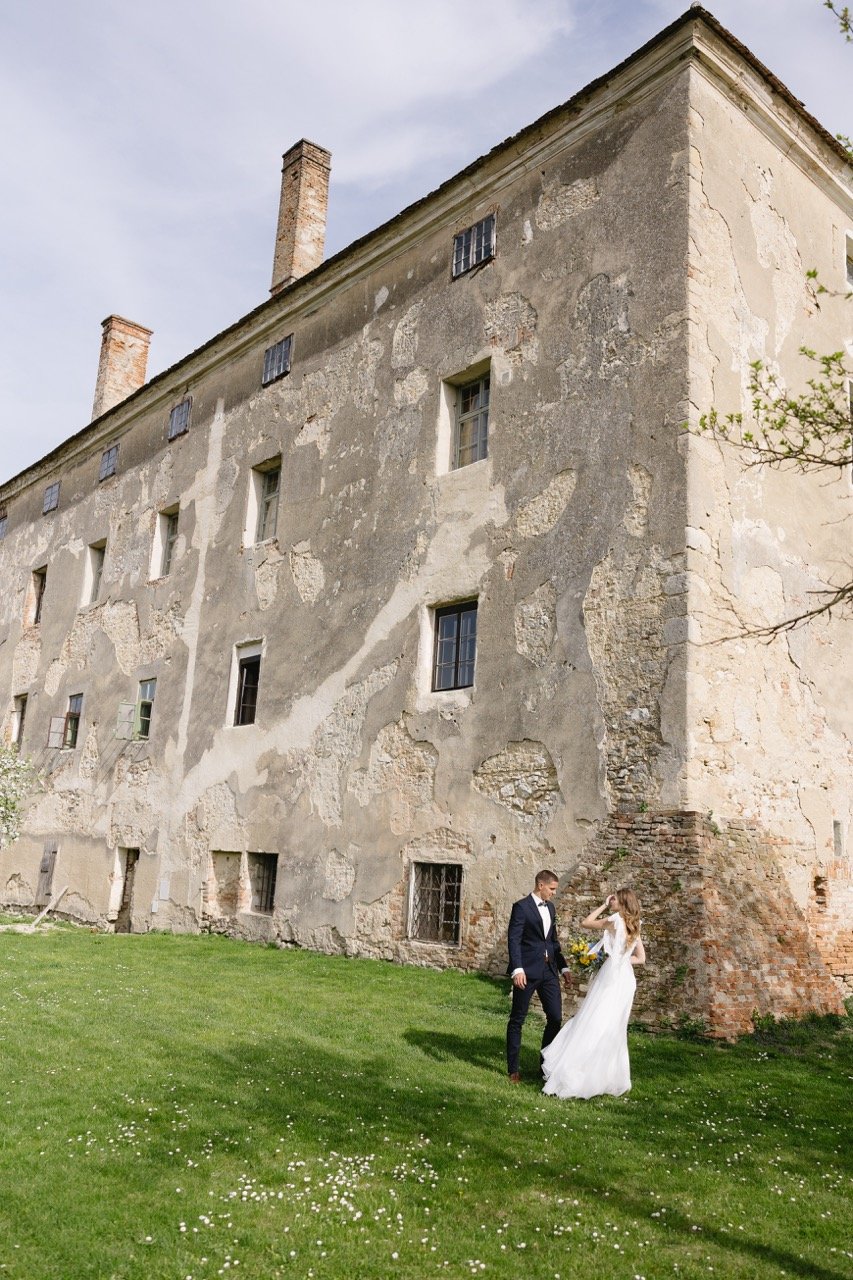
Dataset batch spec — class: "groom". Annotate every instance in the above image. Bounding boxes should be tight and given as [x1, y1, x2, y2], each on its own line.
[506, 869, 571, 1083]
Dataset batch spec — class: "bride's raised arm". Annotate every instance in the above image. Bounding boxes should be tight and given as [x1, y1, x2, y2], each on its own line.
[581, 895, 615, 932]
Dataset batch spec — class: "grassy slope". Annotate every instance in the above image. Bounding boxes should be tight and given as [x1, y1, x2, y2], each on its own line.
[0, 928, 850, 1280]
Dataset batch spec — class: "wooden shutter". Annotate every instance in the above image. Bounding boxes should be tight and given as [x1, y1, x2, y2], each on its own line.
[35, 843, 58, 907]
[47, 716, 65, 748]
[115, 703, 135, 740]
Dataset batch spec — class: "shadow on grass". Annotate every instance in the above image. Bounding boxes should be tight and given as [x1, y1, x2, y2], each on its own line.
[211, 1033, 851, 1280]
[403, 1028, 506, 1073]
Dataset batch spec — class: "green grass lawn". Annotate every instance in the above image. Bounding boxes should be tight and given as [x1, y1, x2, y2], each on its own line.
[0, 928, 850, 1280]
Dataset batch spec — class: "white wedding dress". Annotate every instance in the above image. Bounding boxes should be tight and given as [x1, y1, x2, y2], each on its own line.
[542, 913, 638, 1099]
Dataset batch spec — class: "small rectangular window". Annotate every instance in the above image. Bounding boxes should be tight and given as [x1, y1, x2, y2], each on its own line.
[32, 567, 47, 625]
[0, 507, 7, 540]
[846, 234, 853, 288]
[99, 444, 119, 481]
[255, 467, 281, 543]
[12, 694, 27, 747]
[235, 652, 261, 726]
[161, 510, 179, 576]
[136, 678, 156, 740]
[454, 374, 490, 469]
[248, 852, 278, 913]
[432, 601, 477, 691]
[63, 693, 83, 749]
[452, 213, 495, 278]
[167, 397, 192, 441]
[43, 482, 60, 514]
[410, 862, 462, 943]
[262, 335, 293, 386]
[84, 542, 106, 606]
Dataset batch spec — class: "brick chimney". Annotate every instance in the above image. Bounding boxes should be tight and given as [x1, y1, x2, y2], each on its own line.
[91, 315, 153, 420]
[270, 140, 332, 295]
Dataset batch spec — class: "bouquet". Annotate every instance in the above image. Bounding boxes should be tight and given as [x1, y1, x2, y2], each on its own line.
[567, 936, 606, 975]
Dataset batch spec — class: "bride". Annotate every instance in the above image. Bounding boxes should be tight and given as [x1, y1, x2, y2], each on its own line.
[541, 888, 645, 1099]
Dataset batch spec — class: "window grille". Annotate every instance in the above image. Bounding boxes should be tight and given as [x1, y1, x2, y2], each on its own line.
[248, 853, 278, 913]
[452, 213, 495, 278]
[161, 511, 179, 576]
[167, 397, 192, 440]
[454, 374, 489, 469]
[0, 507, 7, 539]
[410, 862, 463, 943]
[99, 444, 119, 481]
[235, 653, 261, 725]
[262, 335, 293, 386]
[43, 482, 60, 514]
[32, 568, 47, 625]
[432, 601, 477, 691]
[255, 467, 281, 542]
[136, 679, 156, 739]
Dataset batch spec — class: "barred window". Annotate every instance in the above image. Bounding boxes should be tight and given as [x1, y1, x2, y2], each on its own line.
[410, 863, 462, 944]
[262, 335, 293, 386]
[99, 444, 119, 481]
[432, 601, 477, 691]
[0, 507, 7, 539]
[452, 213, 495, 278]
[43, 482, 60, 514]
[454, 374, 489, 469]
[167, 397, 192, 441]
[248, 852, 278, 913]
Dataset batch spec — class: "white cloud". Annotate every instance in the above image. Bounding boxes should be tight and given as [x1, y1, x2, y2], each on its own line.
[0, 0, 847, 482]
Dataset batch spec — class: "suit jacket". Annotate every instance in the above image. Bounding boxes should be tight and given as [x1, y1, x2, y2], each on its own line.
[507, 894, 567, 982]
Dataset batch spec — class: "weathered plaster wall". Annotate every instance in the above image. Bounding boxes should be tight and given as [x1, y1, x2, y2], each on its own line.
[0, 64, 692, 979]
[683, 51, 853, 984]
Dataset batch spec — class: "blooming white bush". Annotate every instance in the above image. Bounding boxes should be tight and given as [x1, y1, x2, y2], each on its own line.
[0, 745, 36, 849]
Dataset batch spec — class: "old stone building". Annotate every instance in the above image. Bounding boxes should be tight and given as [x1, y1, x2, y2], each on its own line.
[0, 8, 850, 1036]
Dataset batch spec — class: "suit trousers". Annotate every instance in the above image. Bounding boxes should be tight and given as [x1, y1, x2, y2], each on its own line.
[506, 968, 563, 1075]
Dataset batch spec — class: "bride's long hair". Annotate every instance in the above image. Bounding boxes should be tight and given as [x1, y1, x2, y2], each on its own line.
[614, 887, 641, 944]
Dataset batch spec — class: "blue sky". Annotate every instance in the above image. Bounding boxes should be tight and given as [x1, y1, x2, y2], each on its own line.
[1, 0, 849, 484]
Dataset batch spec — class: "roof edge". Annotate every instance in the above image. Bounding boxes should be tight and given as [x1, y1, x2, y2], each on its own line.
[2, 5, 849, 498]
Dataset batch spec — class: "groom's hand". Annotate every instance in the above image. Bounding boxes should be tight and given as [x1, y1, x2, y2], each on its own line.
[512, 971, 527, 989]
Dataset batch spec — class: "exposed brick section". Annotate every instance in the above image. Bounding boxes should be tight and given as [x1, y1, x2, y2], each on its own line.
[807, 858, 853, 995]
[559, 812, 846, 1039]
[270, 140, 331, 294]
[91, 315, 152, 420]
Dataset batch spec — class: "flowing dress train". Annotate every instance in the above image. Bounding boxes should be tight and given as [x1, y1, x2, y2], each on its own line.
[541, 913, 638, 1099]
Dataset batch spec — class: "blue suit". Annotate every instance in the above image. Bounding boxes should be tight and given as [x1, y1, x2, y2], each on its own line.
[506, 894, 567, 1075]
